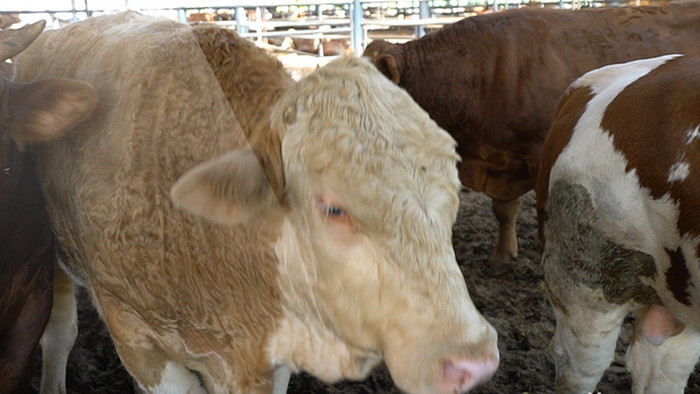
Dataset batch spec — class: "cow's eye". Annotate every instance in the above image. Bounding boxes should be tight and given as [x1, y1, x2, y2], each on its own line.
[321, 202, 346, 218]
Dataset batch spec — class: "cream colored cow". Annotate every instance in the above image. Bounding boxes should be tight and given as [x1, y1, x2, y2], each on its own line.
[18, 12, 499, 394]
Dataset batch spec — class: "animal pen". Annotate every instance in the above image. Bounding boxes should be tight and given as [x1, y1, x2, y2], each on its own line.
[1, 0, 651, 54]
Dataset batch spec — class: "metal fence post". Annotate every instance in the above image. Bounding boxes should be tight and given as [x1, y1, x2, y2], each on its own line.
[418, 1, 430, 37]
[351, 0, 363, 52]
[177, 8, 187, 23]
[236, 6, 248, 35]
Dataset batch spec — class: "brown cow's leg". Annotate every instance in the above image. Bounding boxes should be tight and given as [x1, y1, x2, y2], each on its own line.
[0, 251, 53, 394]
[40, 265, 76, 394]
[490, 198, 520, 271]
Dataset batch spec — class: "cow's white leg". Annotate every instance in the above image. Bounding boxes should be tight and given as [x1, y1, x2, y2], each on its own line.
[549, 293, 629, 394]
[272, 364, 291, 394]
[490, 197, 520, 270]
[107, 331, 206, 393]
[143, 361, 208, 394]
[627, 322, 700, 394]
[112, 337, 207, 394]
[40, 265, 77, 394]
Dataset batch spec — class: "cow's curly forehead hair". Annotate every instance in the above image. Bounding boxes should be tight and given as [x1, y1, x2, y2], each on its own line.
[272, 55, 461, 254]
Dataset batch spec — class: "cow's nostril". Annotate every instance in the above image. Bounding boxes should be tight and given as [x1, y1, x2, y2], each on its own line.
[442, 353, 499, 393]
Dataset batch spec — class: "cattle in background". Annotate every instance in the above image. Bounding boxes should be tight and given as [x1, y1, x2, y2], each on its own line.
[536, 55, 700, 393]
[363, 2, 700, 270]
[0, 21, 97, 394]
[186, 10, 236, 24]
[186, 12, 215, 23]
[17, 12, 499, 393]
[290, 36, 351, 56]
[214, 9, 233, 21]
[0, 13, 20, 29]
[1, 14, 21, 80]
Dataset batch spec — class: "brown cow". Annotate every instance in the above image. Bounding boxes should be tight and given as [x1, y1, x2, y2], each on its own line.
[0, 21, 97, 394]
[363, 3, 700, 270]
[186, 12, 215, 23]
[291, 36, 351, 56]
[17, 12, 499, 393]
[536, 54, 700, 393]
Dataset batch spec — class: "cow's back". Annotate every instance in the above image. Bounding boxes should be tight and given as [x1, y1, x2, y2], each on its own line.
[20, 12, 239, 280]
[364, 2, 700, 268]
[371, 2, 700, 199]
[16, 12, 285, 382]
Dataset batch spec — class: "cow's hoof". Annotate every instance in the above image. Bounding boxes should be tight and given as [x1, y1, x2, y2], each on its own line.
[487, 256, 512, 276]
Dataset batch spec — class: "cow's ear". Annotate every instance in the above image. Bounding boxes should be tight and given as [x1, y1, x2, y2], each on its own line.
[171, 148, 280, 226]
[0, 20, 45, 60]
[374, 54, 401, 84]
[8, 79, 97, 146]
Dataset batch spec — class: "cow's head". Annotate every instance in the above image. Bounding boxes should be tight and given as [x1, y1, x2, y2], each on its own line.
[171, 55, 498, 394]
[363, 39, 403, 84]
[0, 20, 97, 168]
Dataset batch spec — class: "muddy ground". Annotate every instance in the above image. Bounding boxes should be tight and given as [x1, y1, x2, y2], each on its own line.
[27, 189, 700, 393]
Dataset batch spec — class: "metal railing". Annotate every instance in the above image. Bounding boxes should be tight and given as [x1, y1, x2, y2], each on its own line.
[1, 1, 647, 52]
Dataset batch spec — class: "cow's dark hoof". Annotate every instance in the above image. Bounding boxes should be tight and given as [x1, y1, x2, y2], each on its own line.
[488, 257, 512, 276]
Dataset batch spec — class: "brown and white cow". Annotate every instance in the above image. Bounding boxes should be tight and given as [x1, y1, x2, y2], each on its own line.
[536, 54, 700, 393]
[16, 12, 499, 393]
[0, 21, 97, 394]
[363, 3, 700, 270]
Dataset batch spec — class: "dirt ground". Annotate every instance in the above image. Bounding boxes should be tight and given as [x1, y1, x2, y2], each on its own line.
[27, 53, 700, 393]
[27, 189, 700, 393]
